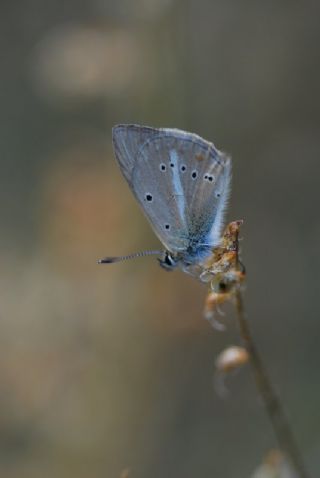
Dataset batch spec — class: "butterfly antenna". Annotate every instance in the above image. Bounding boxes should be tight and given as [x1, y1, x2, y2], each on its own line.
[98, 250, 163, 264]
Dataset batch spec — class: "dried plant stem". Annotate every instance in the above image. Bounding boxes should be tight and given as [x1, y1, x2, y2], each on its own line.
[234, 289, 310, 478]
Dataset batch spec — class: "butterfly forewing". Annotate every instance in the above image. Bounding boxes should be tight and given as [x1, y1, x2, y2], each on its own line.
[112, 124, 231, 256]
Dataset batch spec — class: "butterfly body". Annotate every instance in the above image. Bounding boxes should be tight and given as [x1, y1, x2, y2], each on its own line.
[110, 124, 232, 277]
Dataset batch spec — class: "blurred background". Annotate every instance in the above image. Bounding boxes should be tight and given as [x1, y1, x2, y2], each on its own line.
[1, 1, 319, 477]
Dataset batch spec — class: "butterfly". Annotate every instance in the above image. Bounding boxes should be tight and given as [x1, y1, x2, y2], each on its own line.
[99, 124, 232, 280]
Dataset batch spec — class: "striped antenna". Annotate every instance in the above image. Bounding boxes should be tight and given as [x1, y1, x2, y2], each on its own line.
[98, 250, 163, 264]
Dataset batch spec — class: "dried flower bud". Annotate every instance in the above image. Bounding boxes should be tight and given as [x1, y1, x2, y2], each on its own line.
[215, 346, 249, 373]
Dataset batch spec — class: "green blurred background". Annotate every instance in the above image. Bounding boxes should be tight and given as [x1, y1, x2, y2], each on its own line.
[1, 1, 319, 477]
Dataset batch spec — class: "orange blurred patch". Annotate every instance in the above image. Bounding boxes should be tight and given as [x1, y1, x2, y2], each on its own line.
[40, 143, 142, 275]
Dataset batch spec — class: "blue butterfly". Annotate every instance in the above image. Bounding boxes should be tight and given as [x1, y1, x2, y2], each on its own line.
[99, 124, 231, 278]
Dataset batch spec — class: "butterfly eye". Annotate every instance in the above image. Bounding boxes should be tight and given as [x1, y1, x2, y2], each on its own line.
[191, 170, 198, 179]
[145, 193, 153, 202]
[160, 163, 166, 172]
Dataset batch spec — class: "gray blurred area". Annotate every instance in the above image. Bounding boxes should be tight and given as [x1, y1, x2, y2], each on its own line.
[0, 1, 319, 477]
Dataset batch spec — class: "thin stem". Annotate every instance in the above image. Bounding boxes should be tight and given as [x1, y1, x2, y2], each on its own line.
[234, 291, 310, 477]
[233, 229, 310, 476]
[235, 226, 310, 478]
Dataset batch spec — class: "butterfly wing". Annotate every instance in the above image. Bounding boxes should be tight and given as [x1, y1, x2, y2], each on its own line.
[112, 124, 231, 254]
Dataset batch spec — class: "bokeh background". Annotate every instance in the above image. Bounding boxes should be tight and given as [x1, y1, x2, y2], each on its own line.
[1, 1, 319, 477]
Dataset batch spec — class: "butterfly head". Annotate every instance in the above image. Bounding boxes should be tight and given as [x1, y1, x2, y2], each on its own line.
[158, 250, 179, 271]
[157, 243, 213, 274]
